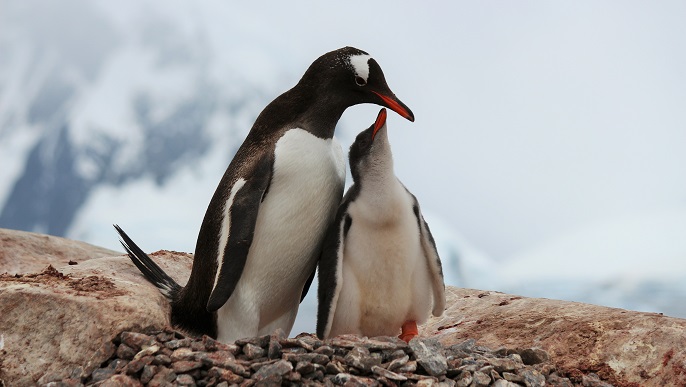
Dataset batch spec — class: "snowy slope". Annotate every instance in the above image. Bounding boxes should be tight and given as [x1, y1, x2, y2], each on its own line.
[499, 207, 686, 317]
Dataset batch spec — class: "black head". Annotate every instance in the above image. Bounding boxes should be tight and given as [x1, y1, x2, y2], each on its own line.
[349, 108, 389, 183]
[297, 47, 414, 122]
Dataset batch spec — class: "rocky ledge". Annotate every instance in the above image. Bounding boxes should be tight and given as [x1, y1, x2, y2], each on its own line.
[1, 228, 685, 386]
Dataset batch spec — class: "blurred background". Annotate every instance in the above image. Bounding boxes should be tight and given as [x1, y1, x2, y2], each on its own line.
[1, 1, 685, 332]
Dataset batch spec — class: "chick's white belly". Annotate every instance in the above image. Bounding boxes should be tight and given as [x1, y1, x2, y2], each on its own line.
[332, 215, 434, 337]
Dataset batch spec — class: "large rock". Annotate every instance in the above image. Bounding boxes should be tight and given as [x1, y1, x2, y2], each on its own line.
[0, 227, 120, 275]
[0, 228, 192, 385]
[422, 287, 686, 387]
[2, 228, 686, 386]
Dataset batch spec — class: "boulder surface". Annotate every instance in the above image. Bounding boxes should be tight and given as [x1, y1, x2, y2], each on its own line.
[1, 228, 685, 386]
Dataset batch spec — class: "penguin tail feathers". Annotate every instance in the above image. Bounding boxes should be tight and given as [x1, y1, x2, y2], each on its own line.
[113, 224, 182, 299]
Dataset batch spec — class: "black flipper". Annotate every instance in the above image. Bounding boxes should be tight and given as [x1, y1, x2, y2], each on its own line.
[316, 186, 357, 339]
[205, 156, 273, 312]
[114, 224, 182, 298]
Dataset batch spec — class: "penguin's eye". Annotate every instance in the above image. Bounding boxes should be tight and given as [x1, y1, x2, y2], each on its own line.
[355, 76, 367, 86]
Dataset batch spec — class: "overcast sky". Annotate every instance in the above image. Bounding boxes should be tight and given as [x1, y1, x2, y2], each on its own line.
[4, 1, 686, 261]
[176, 1, 686, 260]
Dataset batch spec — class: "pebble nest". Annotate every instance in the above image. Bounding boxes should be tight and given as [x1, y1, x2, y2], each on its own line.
[49, 327, 615, 387]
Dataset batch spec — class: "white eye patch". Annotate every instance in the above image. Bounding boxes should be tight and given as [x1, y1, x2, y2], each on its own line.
[349, 54, 372, 83]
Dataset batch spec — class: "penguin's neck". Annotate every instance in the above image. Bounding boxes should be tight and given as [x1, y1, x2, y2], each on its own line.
[356, 145, 404, 220]
[299, 106, 346, 139]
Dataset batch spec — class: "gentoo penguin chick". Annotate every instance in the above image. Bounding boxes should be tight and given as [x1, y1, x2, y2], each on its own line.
[317, 108, 445, 343]
[115, 47, 414, 343]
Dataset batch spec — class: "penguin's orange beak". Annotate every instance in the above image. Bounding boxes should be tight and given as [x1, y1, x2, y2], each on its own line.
[372, 108, 387, 141]
[372, 91, 414, 122]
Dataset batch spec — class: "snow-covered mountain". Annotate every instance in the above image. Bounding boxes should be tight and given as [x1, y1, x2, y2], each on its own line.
[1, 0, 685, 331]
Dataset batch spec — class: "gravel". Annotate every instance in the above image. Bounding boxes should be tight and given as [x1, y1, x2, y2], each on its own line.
[47, 327, 614, 386]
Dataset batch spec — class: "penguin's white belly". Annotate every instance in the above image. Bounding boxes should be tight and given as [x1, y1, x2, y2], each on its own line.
[229, 129, 345, 328]
[331, 199, 434, 337]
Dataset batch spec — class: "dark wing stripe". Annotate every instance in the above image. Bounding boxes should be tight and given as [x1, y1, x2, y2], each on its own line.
[410, 194, 446, 317]
[206, 156, 273, 312]
[316, 187, 354, 339]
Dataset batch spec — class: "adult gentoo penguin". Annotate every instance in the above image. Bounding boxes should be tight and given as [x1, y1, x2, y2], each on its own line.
[114, 47, 414, 343]
[316, 108, 445, 343]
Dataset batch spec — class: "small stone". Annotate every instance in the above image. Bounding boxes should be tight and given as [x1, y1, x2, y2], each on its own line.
[281, 346, 308, 355]
[195, 350, 236, 368]
[328, 335, 363, 349]
[536, 363, 556, 376]
[454, 370, 472, 387]
[471, 370, 491, 387]
[207, 366, 244, 384]
[303, 369, 325, 382]
[90, 368, 116, 383]
[99, 374, 141, 387]
[415, 378, 440, 386]
[172, 360, 203, 373]
[81, 341, 117, 376]
[315, 345, 335, 357]
[581, 373, 614, 387]
[386, 354, 409, 371]
[148, 366, 177, 387]
[280, 337, 315, 352]
[141, 365, 157, 384]
[396, 360, 417, 373]
[108, 358, 129, 373]
[332, 373, 379, 386]
[120, 331, 155, 351]
[408, 338, 448, 376]
[125, 355, 153, 374]
[268, 329, 285, 359]
[156, 331, 175, 342]
[518, 348, 549, 365]
[165, 338, 193, 349]
[345, 346, 382, 373]
[190, 340, 206, 352]
[133, 344, 160, 360]
[507, 353, 524, 365]
[502, 372, 523, 382]
[364, 337, 405, 351]
[243, 343, 266, 360]
[371, 365, 407, 381]
[379, 348, 403, 362]
[116, 344, 137, 360]
[250, 359, 278, 372]
[237, 334, 270, 348]
[284, 371, 302, 382]
[493, 380, 520, 387]
[175, 373, 196, 385]
[520, 369, 545, 387]
[294, 332, 324, 347]
[446, 339, 476, 355]
[547, 373, 574, 387]
[489, 357, 518, 373]
[325, 360, 347, 374]
[253, 359, 293, 380]
[171, 347, 196, 361]
[152, 353, 172, 366]
[295, 361, 315, 375]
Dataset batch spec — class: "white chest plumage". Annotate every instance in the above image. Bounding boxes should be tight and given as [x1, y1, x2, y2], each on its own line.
[218, 128, 345, 335]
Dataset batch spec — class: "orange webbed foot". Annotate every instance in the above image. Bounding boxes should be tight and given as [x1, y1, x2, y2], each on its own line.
[399, 320, 418, 343]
